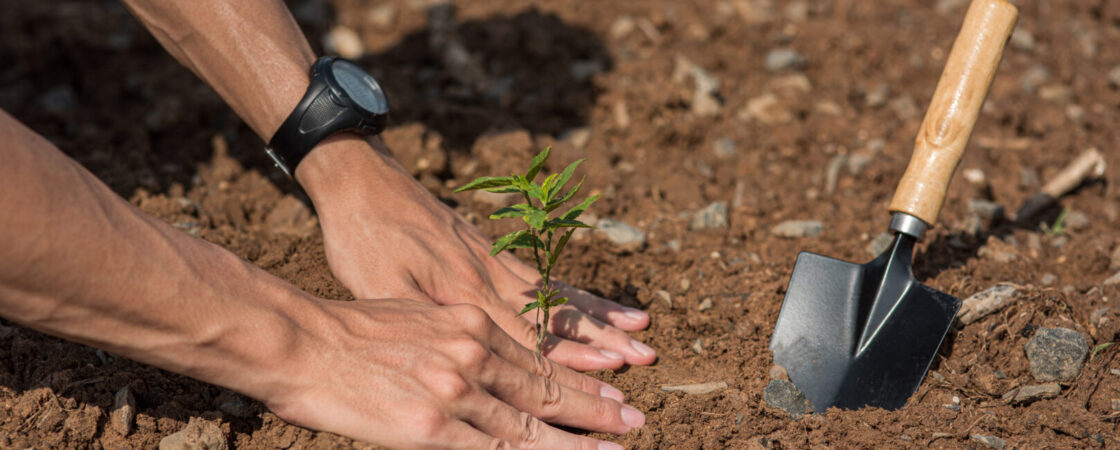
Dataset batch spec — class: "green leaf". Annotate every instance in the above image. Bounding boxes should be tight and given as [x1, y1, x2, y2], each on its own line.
[511, 175, 532, 194]
[540, 173, 560, 200]
[545, 177, 584, 212]
[550, 296, 568, 307]
[518, 301, 541, 316]
[545, 218, 592, 233]
[489, 204, 532, 220]
[1091, 342, 1115, 359]
[455, 176, 513, 193]
[549, 229, 576, 266]
[547, 159, 584, 202]
[524, 208, 548, 230]
[525, 147, 551, 181]
[507, 231, 544, 250]
[562, 194, 600, 221]
[490, 230, 528, 256]
[484, 186, 522, 194]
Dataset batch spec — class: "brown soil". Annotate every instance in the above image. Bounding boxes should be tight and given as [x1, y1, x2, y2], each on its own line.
[3, 0, 1119, 448]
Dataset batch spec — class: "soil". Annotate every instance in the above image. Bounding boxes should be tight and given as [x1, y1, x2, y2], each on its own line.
[2, 0, 1119, 448]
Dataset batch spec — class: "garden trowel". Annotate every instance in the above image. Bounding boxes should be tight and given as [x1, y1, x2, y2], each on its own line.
[770, 0, 1018, 412]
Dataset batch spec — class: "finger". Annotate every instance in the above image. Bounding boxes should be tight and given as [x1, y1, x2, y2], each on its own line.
[487, 299, 629, 372]
[429, 419, 508, 450]
[460, 391, 624, 450]
[558, 282, 650, 331]
[473, 353, 644, 437]
[548, 305, 657, 366]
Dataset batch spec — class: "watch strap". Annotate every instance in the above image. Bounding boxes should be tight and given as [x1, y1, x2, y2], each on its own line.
[266, 58, 363, 177]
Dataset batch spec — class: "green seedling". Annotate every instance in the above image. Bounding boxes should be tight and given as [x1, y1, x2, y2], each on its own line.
[1043, 209, 1069, 236]
[455, 147, 598, 354]
[1090, 341, 1114, 360]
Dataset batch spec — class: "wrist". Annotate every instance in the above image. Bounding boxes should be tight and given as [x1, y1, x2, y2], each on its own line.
[292, 134, 409, 210]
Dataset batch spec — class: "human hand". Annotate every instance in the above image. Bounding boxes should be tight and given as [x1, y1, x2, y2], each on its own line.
[295, 136, 656, 371]
[266, 297, 644, 449]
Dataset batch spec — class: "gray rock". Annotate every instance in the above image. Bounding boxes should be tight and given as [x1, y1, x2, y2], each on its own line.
[595, 219, 646, 251]
[662, 381, 727, 395]
[712, 138, 738, 159]
[867, 232, 894, 256]
[36, 85, 77, 114]
[159, 417, 228, 450]
[1064, 211, 1089, 231]
[764, 380, 811, 419]
[967, 198, 1005, 221]
[691, 202, 729, 230]
[217, 392, 254, 418]
[1025, 327, 1089, 382]
[971, 434, 1008, 450]
[771, 220, 823, 238]
[1041, 273, 1057, 286]
[111, 386, 135, 436]
[1009, 382, 1061, 404]
[764, 48, 806, 72]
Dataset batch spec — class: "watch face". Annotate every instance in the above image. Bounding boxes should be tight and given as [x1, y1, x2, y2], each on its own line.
[331, 60, 389, 115]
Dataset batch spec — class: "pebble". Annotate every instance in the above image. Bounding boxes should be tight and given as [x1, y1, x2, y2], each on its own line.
[662, 381, 727, 395]
[595, 219, 646, 251]
[1019, 65, 1049, 94]
[958, 284, 1018, 325]
[972, 434, 1008, 450]
[366, 3, 397, 30]
[712, 138, 738, 159]
[967, 198, 1004, 221]
[36, 85, 78, 114]
[698, 298, 713, 311]
[692, 338, 705, 354]
[680, 278, 691, 292]
[1010, 28, 1036, 52]
[217, 392, 254, 418]
[613, 101, 630, 129]
[609, 16, 636, 40]
[768, 365, 788, 381]
[1103, 271, 1120, 287]
[866, 232, 894, 256]
[864, 83, 889, 107]
[690, 202, 729, 230]
[1040, 273, 1056, 286]
[1020, 167, 1040, 189]
[1025, 327, 1089, 382]
[559, 127, 592, 149]
[159, 417, 228, 450]
[764, 380, 811, 419]
[324, 26, 364, 59]
[1008, 382, 1061, 404]
[1049, 235, 1068, 249]
[770, 220, 823, 238]
[655, 290, 672, 307]
[111, 386, 135, 436]
[1064, 211, 1089, 231]
[962, 168, 987, 185]
[764, 48, 806, 72]
[740, 93, 792, 125]
[666, 240, 682, 252]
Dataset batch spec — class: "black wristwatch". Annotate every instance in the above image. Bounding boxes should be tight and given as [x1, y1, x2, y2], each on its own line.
[266, 56, 390, 177]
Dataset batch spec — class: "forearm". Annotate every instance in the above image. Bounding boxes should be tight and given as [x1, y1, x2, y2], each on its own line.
[0, 112, 318, 402]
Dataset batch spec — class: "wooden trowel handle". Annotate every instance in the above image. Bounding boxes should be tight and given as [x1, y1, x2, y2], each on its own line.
[888, 0, 1018, 226]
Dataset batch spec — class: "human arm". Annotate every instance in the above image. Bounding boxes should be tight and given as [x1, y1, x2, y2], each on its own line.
[0, 110, 641, 448]
[119, 0, 657, 369]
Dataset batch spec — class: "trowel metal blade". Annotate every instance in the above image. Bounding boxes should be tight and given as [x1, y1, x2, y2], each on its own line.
[769, 234, 961, 412]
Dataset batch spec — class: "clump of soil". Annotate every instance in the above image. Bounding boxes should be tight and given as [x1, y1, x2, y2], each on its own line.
[2, 0, 1118, 448]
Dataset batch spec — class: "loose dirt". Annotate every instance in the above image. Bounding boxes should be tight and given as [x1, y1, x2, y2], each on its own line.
[2, 0, 1118, 448]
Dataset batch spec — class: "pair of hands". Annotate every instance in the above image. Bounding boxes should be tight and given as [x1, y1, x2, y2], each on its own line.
[280, 137, 654, 448]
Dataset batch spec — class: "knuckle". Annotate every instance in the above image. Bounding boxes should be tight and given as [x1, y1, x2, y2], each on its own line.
[537, 376, 564, 418]
[425, 370, 474, 403]
[517, 412, 544, 448]
[446, 337, 492, 372]
[411, 406, 450, 443]
[531, 351, 556, 381]
[451, 304, 492, 334]
[489, 438, 512, 450]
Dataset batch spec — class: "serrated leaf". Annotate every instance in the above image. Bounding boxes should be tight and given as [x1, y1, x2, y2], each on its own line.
[549, 229, 576, 266]
[518, 301, 541, 316]
[455, 176, 513, 192]
[540, 173, 560, 199]
[547, 159, 584, 202]
[550, 296, 568, 307]
[525, 147, 551, 181]
[490, 230, 528, 256]
[524, 208, 548, 230]
[545, 177, 584, 212]
[562, 194, 599, 221]
[489, 203, 532, 220]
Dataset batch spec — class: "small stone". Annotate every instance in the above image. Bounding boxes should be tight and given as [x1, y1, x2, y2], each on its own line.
[967, 198, 1004, 221]
[764, 380, 811, 419]
[770, 220, 823, 238]
[666, 240, 682, 252]
[972, 434, 1008, 450]
[1103, 271, 1120, 287]
[662, 381, 727, 395]
[691, 202, 729, 230]
[217, 391, 254, 418]
[1025, 327, 1089, 382]
[1010, 28, 1036, 52]
[1064, 211, 1089, 231]
[824, 154, 846, 195]
[1041, 273, 1056, 286]
[324, 26, 364, 59]
[768, 365, 788, 381]
[1050, 235, 1068, 249]
[559, 127, 592, 149]
[963, 168, 987, 185]
[1110, 245, 1120, 271]
[692, 338, 705, 354]
[680, 278, 691, 292]
[1039, 84, 1072, 102]
[595, 219, 646, 251]
[815, 100, 843, 116]
[864, 83, 889, 107]
[613, 101, 630, 129]
[609, 16, 636, 40]
[366, 3, 398, 30]
[698, 298, 713, 311]
[958, 284, 1019, 325]
[1020, 167, 1040, 189]
[740, 93, 792, 125]
[765, 48, 806, 72]
[1020, 65, 1050, 94]
[159, 417, 228, 450]
[655, 290, 672, 307]
[712, 138, 738, 159]
[265, 196, 316, 238]
[36, 85, 78, 114]
[1010, 383, 1062, 404]
[111, 386, 135, 436]
[866, 232, 893, 256]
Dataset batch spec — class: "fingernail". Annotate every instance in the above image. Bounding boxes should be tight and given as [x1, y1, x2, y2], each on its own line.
[622, 307, 647, 321]
[600, 385, 625, 402]
[599, 442, 624, 450]
[620, 405, 645, 428]
[599, 349, 625, 361]
[630, 340, 656, 357]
